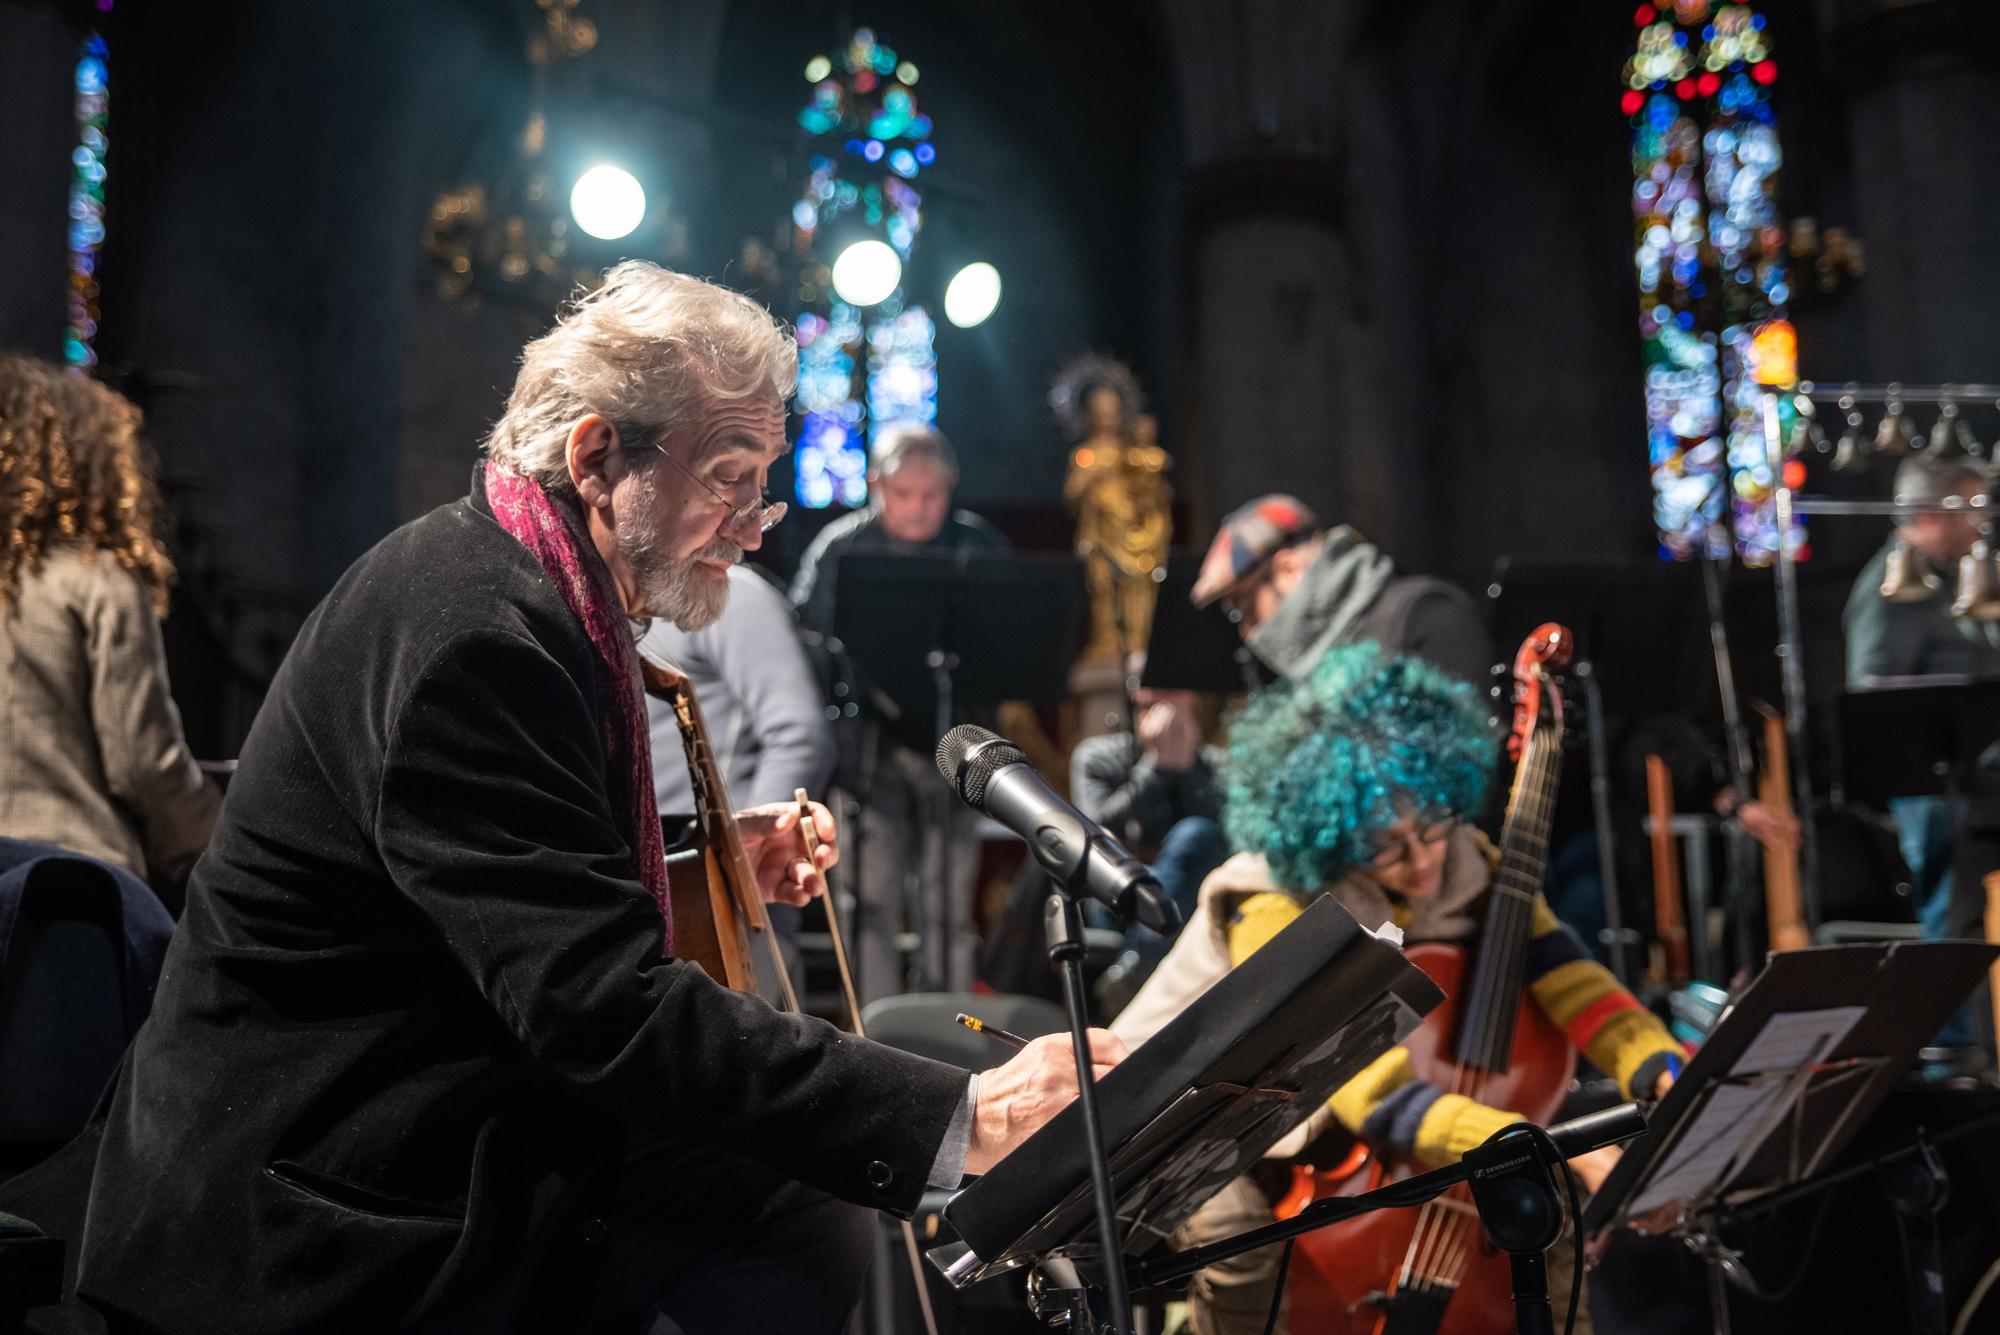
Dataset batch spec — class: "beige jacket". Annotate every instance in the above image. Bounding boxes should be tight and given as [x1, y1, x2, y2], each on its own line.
[0, 548, 220, 882]
[1110, 828, 1494, 1156]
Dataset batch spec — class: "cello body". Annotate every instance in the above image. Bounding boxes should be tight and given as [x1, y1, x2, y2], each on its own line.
[1283, 944, 1575, 1334]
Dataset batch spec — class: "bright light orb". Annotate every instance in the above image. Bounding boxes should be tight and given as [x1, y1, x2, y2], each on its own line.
[830, 240, 902, 306]
[569, 165, 646, 240]
[804, 55, 832, 82]
[943, 262, 1002, 328]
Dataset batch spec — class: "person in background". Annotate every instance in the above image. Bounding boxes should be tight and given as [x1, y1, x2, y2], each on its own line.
[0, 355, 219, 904]
[790, 423, 1008, 1003]
[1844, 452, 2000, 1051]
[1190, 493, 1495, 687]
[640, 563, 835, 995]
[1070, 664, 1228, 1008]
[1113, 643, 1682, 1335]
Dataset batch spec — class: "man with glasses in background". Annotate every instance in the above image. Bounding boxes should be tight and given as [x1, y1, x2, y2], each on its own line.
[790, 423, 1009, 1003]
[1190, 493, 1494, 688]
[2, 264, 1120, 1333]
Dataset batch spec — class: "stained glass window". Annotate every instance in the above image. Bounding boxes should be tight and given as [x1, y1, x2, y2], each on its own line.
[789, 28, 938, 508]
[1626, 1, 1798, 564]
[65, 30, 110, 370]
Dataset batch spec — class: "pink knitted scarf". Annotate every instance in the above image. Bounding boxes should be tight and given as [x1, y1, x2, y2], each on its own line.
[483, 461, 672, 949]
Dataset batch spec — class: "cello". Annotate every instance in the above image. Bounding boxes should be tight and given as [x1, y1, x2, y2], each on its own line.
[1281, 624, 1577, 1334]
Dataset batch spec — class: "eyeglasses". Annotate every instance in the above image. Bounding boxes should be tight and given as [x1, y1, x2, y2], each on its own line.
[650, 441, 788, 534]
[1365, 815, 1457, 871]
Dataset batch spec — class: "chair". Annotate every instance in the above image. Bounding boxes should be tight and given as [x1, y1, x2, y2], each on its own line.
[0, 844, 171, 1179]
[0, 1211, 62, 1335]
[859, 991, 1069, 1072]
[856, 992, 1069, 1335]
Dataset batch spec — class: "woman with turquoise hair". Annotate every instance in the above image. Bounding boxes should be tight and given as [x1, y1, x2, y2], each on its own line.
[1112, 643, 1682, 1335]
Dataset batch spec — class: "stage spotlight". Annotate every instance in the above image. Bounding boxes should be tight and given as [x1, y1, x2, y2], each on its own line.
[943, 262, 1002, 328]
[830, 239, 901, 306]
[570, 164, 646, 241]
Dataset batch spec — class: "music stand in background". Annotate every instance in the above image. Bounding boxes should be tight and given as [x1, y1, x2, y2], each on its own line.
[1584, 940, 1999, 1335]
[1834, 677, 2000, 809]
[1136, 550, 1265, 696]
[830, 553, 1084, 993]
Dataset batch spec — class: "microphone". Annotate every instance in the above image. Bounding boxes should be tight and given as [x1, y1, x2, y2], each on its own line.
[935, 725, 1180, 933]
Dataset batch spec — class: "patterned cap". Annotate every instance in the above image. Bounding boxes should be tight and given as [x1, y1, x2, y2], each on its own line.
[1190, 494, 1321, 608]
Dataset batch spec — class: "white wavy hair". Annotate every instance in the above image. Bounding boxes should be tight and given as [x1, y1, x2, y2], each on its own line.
[483, 262, 796, 494]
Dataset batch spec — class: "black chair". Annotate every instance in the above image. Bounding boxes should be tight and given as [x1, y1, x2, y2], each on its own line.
[0, 1211, 62, 1335]
[855, 992, 1068, 1335]
[0, 844, 170, 1181]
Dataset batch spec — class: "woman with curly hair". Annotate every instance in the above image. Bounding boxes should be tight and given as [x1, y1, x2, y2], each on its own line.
[0, 355, 219, 891]
[1113, 642, 1681, 1335]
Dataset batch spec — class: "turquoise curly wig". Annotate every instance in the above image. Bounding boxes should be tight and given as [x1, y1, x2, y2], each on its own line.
[1224, 642, 1497, 892]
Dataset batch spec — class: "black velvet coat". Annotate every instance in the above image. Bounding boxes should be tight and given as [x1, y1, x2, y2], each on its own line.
[7, 479, 967, 1332]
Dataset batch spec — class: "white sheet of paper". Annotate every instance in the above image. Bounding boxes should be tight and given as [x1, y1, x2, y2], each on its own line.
[1729, 1006, 1866, 1076]
[1627, 1079, 1792, 1216]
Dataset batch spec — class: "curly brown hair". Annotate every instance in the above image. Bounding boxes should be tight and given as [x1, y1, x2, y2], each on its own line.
[0, 354, 176, 616]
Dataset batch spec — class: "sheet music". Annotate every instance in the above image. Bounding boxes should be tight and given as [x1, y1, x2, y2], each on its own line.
[1728, 1006, 1865, 1075]
[1627, 1079, 1791, 1215]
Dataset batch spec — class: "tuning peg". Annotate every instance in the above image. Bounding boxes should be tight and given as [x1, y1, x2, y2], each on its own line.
[1832, 406, 1867, 472]
[1881, 538, 1941, 603]
[1952, 539, 2000, 621]
[1874, 399, 1915, 456]
[1924, 402, 1972, 459]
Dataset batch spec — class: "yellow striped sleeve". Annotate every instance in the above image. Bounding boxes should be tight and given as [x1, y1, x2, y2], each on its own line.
[1226, 891, 1305, 967]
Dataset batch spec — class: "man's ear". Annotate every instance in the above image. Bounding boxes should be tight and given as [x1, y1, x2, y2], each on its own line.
[566, 415, 620, 509]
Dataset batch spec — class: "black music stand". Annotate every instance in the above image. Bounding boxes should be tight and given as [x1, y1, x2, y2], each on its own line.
[829, 553, 1085, 993]
[1834, 677, 2000, 808]
[1584, 941, 1999, 1335]
[1136, 550, 1265, 696]
[930, 895, 1445, 1326]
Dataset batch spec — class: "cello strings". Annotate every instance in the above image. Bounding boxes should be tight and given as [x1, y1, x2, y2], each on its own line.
[1404, 714, 1562, 1290]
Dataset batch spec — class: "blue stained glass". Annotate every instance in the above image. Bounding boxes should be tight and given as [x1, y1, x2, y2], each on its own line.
[1629, 1, 1797, 564]
[914, 143, 935, 165]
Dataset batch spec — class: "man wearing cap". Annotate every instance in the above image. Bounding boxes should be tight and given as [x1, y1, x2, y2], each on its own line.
[1190, 494, 1494, 686]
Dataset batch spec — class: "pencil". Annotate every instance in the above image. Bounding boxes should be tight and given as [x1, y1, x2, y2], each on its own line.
[956, 1012, 1031, 1051]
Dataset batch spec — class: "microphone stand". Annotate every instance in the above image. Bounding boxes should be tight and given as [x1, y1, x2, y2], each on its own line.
[1039, 835, 1135, 1335]
[927, 647, 961, 991]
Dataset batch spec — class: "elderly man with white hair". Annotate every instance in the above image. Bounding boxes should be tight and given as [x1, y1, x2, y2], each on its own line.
[1, 263, 1120, 1333]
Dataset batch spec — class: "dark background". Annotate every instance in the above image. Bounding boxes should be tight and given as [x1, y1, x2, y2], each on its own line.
[2, 0, 1997, 756]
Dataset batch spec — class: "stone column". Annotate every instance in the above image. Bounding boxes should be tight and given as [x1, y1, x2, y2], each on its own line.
[1160, 0, 1367, 538]
[1824, 0, 2000, 383]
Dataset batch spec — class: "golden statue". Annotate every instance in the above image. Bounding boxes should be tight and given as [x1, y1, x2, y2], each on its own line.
[1053, 359, 1173, 664]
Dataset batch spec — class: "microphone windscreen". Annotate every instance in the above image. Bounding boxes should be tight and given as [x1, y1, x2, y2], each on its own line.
[935, 724, 1025, 808]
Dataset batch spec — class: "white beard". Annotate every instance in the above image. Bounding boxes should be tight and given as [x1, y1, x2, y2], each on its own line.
[620, 470, 735, 630]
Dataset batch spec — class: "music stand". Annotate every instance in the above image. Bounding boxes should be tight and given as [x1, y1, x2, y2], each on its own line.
[931, 896, 1444, 1305]
[1584, 940, 1999, 1335]
[1834, 677, 2000, 807]
[830, 553, 1085, 992]
[1136, 550, 1265, 696]
[1487, 557, 1779, 721]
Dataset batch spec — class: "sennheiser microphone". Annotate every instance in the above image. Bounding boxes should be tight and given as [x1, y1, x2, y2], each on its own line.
[935, 725, 1180, 933]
